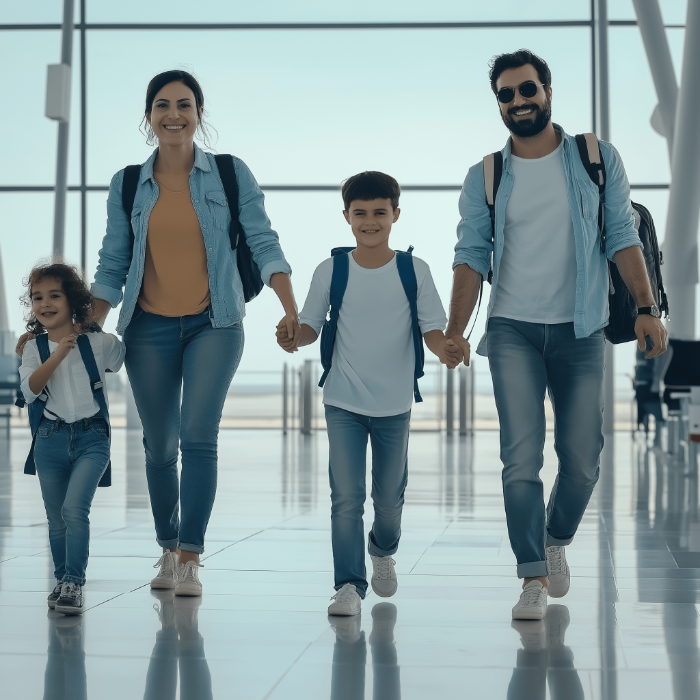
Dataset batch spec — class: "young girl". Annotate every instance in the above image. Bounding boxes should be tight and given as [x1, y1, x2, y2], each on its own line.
[19, 262, 124, 615]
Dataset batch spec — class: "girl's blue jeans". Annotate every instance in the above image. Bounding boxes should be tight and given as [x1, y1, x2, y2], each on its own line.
[325, 405, 411, 598]
[34, 415, 110, 586]
[487, 317, 605, 578]
[124, 306, 244, 554]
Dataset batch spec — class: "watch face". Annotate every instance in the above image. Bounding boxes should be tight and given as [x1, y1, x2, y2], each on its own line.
[651, 306, 661, 318]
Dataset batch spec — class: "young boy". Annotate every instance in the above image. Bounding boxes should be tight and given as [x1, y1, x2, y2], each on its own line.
[276, 171, 462, 616]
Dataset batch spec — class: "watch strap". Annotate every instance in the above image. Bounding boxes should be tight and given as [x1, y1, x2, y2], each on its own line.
[637, 306, 658, 317]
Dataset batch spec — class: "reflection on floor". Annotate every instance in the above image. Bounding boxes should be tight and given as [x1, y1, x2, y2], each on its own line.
[1, 428, 699, 699]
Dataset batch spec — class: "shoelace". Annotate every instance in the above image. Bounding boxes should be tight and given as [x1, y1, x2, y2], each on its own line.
[330, 585, 356, 603]
[520, 585, 545, 607]
[546, 547, 565, 575]
[373, 557, 396, 580]
[177, 561, 202, 584]
[153, 552, 174, 572]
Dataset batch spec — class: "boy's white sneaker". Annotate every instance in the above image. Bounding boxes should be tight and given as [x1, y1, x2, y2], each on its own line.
[174, 561, 203, 597]
[545, 546, 570, 598]
[512, 581, 548, 620]
[151, 551, 178, 590]
[328, 584, 362, 616]
[370, 555, 398, 598]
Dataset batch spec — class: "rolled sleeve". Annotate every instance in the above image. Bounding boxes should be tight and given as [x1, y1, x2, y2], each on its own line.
[91, 282, 123, 308]
[600, 142, 643, 261]
[234, 157, 292, 288]
[18, 342, 41, 404]
[453, 163, 493, 280]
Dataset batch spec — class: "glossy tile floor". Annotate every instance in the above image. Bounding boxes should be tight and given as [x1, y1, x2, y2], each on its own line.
[1, 427, 700, 699]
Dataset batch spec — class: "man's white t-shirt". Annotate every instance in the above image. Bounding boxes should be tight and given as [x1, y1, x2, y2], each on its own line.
[299, 252, 447, 417]
[491, 141, 578, 324]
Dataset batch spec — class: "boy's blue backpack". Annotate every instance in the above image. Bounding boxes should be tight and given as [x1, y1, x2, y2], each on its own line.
[16, 333, 112, 487]
[318, 247, 425, 403]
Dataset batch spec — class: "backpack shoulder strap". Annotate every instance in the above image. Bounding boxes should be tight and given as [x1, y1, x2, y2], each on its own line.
[213, 154, 242, 251]
[318, 252, 350, 388]
[575, 133, 608, 252]
[36, 333, 50, 363]
[395, 247, 425, 404]
[482, 151, 503, 285]
[122, 165, 141, 246]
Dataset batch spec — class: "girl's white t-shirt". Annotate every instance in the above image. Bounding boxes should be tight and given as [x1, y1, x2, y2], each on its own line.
[299, 253, 447, 417]
[19, 332, 125, 423]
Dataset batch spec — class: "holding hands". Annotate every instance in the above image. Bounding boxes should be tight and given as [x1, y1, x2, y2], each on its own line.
[276, 313, 302, 354]
[424, 331, 470, 370]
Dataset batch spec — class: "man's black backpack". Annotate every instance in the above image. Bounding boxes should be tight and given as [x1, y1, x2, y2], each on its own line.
[482, 133, 669, 344]
[121, 154, 264, 303]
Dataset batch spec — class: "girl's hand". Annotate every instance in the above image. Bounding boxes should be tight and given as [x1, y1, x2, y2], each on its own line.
[54, 334, 78, 361]
[276, 317, 298, 353]
[16, 332, 36, 357]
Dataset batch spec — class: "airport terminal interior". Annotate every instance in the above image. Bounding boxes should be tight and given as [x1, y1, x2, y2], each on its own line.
[2, 0, 700, 698]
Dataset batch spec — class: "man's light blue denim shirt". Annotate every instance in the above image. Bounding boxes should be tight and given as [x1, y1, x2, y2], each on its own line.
[92, 144, 292, 336]
[453, 124, 642, 356]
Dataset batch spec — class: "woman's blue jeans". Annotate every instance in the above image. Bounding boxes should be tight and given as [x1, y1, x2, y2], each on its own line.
[325, 405, 410, 598]
[124, 306, 244, 554]
[487, 318, 605, 578]
[34, 415, 110, 586]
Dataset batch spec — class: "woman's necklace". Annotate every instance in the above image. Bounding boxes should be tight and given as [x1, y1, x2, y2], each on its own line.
[154, 175, 189, 194]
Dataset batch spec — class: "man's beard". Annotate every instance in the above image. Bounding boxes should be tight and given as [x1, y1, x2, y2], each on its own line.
[501, 97, 552, 138]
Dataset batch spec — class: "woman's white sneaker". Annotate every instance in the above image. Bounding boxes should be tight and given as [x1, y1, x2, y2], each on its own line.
[174, 561, 203, 597]
[512, 581, 548, 620]
[545, 546, 570, 598]
[151, 551, 178, 590]
[328, 584, 362, 616]
[370, 555, 398, 598]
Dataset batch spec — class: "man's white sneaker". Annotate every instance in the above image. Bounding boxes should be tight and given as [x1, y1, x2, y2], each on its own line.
[512, 581, 548, 620]
[151, 551, 178, 590]
[370, 555, 398, 598]
[546, 546, 570, 598]
[174, 561, 203, 597]
[328, 583, 362, 616]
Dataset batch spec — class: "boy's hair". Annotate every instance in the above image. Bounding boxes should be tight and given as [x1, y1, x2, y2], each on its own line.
[22, 260, 94, 335]
[342, 171, 401, 211]
[488, 49, 551, 94]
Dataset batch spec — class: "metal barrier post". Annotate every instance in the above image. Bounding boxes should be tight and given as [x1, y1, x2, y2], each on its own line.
[470, 361, 476, 434]
[459, 366, 468, 435]
[446, 368, 454, 435]
[302, 360, 313, 435]
[282, 363, 288, 435]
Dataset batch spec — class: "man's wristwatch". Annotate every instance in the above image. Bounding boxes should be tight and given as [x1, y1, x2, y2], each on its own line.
[637, 305, 661, 318]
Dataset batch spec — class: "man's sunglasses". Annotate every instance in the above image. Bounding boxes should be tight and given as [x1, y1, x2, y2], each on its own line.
[496, 81, 545, 104]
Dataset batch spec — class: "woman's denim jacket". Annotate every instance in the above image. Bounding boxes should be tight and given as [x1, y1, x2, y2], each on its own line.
[92, 144, 292, 335]
[453, 124, 642, 356]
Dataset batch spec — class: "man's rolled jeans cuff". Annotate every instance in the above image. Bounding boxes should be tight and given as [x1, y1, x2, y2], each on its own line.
[156, 537, 179, 550]
[62, 574, 86, 586]
[546, 533, 574, 547]
[516, 561, 548, 579]
[178, 542, 205, 555]
[367, 534, 398, 559]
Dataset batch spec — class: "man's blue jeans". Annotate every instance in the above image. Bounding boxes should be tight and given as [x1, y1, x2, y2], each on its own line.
[34, 415, 110, 586]
[325, 405, 410, 598]
[124, 306, 244, 554]
[487, 318, 605, 578]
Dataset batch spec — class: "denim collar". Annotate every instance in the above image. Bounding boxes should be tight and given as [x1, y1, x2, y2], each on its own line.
[139, 142, 212, 184]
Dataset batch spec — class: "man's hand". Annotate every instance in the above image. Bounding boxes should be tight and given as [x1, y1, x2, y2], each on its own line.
[424, 331, 465, 369]
[447, 335, 472, 366]
[276, 316, 299, 353]
[16, 332, 35, 357]
[635, 315, 667, 358]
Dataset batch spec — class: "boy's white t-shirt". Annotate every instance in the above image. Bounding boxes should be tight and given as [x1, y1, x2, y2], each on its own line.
[19, 331, 125, 423]
[299, 253, 447, 417]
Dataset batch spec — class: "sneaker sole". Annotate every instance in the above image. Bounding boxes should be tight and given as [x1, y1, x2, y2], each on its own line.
[328, 605, 360, 616]
[151, 578, 177, 590]
[174, 584, 202, 597]
[371, 580, 398, 598]
[55, 605, 84, 615]
[512, 607, 547, 621]
[547, 584, 570, 599]
[47, 600, 57, 609]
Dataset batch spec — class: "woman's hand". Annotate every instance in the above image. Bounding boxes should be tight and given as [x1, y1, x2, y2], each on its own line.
[276, 314, 301, 353]
[16, 332, 36, 357]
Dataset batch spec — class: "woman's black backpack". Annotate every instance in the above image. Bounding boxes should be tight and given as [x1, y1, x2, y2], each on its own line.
[121, 154, 264, 303]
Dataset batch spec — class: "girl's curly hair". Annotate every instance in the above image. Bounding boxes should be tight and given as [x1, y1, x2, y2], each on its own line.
[21, 261, 94, 335]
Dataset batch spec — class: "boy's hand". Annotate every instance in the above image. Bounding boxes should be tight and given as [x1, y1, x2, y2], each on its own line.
[448, 336, 471, 367]
[54, 334, 77, 361]
[437, 338, 464, 369]
[276, 317, 298, 353]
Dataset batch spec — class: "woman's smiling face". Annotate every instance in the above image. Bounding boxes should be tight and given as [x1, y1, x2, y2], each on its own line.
[147, 81, 202, 147]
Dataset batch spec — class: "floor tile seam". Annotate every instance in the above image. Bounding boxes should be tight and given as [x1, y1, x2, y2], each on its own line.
[82, 583, 150, 612]
[260, 637, 322, 700]
[407, 517, 458, 575]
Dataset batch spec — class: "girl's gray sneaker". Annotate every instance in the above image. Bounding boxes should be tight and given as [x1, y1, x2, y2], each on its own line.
[55, 582, 84, 615]
[47, 580, 63, 609]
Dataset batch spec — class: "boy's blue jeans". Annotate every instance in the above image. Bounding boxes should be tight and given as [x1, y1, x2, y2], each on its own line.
[325, 405, 410, 598]
[124, 306, 244, 554]
[487, 317, 605, 578]
[34, 415, 110, 586]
